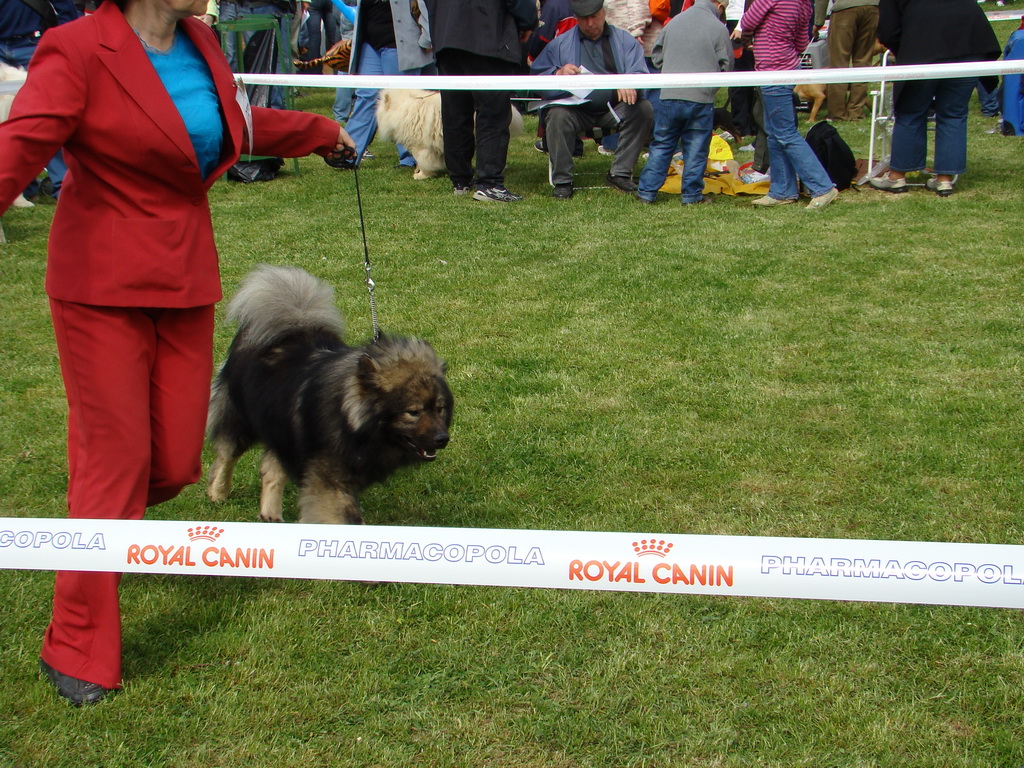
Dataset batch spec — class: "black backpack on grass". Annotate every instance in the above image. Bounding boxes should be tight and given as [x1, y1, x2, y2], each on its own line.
[805, 121, 857, 191]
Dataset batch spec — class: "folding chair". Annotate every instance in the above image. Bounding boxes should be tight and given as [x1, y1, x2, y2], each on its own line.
[219, 14, 300, 175]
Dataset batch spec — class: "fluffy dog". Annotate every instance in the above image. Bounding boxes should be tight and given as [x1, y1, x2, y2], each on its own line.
[376, 89, 524, 180]
[206, 265, 453, 525]
[0, 62, 34, 213]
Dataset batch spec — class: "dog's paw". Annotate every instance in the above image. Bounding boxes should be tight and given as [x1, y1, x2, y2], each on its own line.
[207, 486, 229, 503]
[206, 460, 233, 502]
[413, 167, 443, 180]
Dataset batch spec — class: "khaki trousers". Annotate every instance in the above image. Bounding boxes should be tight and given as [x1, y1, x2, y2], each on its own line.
[826, 5, 880, 120]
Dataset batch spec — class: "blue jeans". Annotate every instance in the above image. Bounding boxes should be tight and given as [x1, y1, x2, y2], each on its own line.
[332, 3, 355, 121]
[760, 84, 833, 200]
[300, 0, 340, 61]
[976, 78, 1000, 117]
[333, 75, 354, 122]
[1, 37, 66, 197]
[345, 43, 424, 167]
[891, 77, 974, 176]
[638, 99, 713, 204]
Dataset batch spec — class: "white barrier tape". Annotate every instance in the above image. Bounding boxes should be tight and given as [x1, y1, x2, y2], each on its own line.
[3, 517, 1024, 609]
[986, 10, 1024, 21]
[2, 60, 1020, 98]
[240, 60, 1024, 91]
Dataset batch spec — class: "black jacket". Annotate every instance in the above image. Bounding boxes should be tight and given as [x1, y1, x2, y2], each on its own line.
[424, 0, 538, 64]
[877, 0, 1000, 65]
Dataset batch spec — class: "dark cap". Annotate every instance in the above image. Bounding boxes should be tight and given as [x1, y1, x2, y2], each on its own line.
[570, 0, 604, 17]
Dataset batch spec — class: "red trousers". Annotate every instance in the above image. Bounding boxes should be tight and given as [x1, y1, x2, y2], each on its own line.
[40, 300, 215, 689]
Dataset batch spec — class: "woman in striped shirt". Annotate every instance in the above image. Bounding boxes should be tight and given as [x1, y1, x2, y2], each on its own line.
[739, 0, 838, 208]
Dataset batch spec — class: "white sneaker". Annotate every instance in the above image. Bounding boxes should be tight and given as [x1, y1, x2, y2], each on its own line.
[750, 195, 796, 207]
[806, 187, 839, 209]
[869, 175, 908, 193]
[926, 178, 955, 197]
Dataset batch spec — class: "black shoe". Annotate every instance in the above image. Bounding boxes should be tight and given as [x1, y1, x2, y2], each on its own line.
[40, 658, 110, 706]
[683, 194, 712, 205]
[39, 176, 58, 199]
[551, 184, 573, 199]
[605, 174, 638, 194]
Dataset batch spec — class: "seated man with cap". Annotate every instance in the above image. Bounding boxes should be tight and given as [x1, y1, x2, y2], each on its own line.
[531, 0, 654, 199]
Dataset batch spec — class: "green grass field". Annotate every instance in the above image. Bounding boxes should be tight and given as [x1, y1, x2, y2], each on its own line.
[2, 19, 1024, 765]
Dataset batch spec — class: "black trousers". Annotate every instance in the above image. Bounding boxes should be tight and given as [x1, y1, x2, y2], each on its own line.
[436, 49, 518, 189]
[729, 46, 757, 138]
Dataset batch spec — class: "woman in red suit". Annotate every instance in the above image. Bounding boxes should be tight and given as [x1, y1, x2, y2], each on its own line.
[0, 0, 354, 705]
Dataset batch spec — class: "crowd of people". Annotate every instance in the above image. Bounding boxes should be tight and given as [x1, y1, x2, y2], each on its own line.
[302, 0, 1001, 207]
[2, 0, 1009, 208]
[0, 0, 1010, 706]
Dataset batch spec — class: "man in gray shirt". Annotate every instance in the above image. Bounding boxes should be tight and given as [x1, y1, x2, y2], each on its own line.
[637, 0, 731, 205]
[531, 0, 654, 199]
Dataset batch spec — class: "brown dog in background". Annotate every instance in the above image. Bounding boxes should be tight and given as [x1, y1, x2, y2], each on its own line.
[795, 83, 827, 123]
[795, 40, 889, 123]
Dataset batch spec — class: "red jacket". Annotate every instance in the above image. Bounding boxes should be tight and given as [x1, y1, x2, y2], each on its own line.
[0, 3, 340, 307]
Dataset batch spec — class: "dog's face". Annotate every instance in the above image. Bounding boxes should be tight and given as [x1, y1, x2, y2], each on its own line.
[354, 342, 453, 462]
[385, 374, 452, 462]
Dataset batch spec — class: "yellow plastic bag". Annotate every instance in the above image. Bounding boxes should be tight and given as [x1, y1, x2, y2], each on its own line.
[657, 136, 769, 196]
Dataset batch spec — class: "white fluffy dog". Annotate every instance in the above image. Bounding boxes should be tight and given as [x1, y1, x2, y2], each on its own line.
[0, 62, 35, 212]
[375, 89, 524, 180]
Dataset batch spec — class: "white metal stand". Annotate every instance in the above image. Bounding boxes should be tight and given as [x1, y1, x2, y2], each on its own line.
[862, 50, 893, 184]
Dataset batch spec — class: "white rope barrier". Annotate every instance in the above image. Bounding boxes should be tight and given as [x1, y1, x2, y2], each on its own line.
[3, 517, 1024, 609]
[1, 56, 1020, 98]
[240, 59, 1024, 92]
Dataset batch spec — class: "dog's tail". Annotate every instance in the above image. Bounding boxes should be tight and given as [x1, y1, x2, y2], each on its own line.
[227, 265, 344, 350]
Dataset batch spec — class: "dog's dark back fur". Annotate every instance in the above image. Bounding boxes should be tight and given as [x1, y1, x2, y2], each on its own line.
[208, 266, 452, 505]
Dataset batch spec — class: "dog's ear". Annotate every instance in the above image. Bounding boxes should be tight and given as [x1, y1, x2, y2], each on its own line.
[358, 353, 381, 383]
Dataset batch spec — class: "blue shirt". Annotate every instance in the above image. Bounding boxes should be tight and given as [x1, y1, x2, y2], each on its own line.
[144, 30, 224, 179]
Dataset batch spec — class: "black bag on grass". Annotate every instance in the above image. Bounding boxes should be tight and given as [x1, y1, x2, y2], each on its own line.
[227, 157, 284, 183]
[805, 121, 857, 191]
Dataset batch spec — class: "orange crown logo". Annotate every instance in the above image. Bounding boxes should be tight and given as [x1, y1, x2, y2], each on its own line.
[187, 525, 225, 542]
[632, 538, 673, 558]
